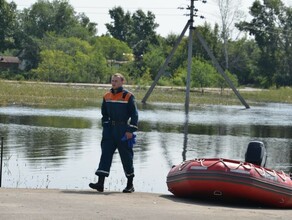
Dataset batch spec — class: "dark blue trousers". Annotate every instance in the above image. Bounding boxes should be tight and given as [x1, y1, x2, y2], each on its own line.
[95, 124, 134, 178]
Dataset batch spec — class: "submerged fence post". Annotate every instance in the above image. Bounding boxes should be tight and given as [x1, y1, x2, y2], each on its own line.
[0, 137, 3, 187]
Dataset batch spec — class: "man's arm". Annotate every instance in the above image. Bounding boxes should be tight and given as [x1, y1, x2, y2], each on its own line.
[101, 97, 109, 125]
[127, 95, 138, 133]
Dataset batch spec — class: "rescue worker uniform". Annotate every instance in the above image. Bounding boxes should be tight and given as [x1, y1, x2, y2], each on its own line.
[94, 86, 138, 191]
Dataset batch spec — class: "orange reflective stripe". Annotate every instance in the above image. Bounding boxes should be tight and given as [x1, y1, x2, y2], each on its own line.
[104, 91, 132, 102]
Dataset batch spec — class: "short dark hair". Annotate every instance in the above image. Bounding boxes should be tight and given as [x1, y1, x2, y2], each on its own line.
[112, 73, 125, 82]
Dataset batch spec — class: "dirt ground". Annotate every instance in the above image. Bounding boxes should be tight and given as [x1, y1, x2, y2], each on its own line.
[0, 188, 291, 220]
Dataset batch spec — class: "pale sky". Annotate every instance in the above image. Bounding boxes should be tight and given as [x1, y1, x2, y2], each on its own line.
[8, 0, 292, 37]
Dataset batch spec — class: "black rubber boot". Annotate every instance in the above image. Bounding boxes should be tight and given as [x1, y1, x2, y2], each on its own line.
[123, 176, 134, 193]
[89, 176, 105, 192]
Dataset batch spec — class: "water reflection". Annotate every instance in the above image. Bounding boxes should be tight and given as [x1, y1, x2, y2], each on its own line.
[0, 103, 292, 193]
[182, 112, 189, 161]
[138, 121, 292, 139]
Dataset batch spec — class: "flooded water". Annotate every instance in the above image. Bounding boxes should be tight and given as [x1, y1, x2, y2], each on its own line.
[0, 102, 292, 194]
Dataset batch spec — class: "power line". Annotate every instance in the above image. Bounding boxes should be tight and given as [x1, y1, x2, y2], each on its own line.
[14, 4, 187, 10]
[14, 3, 218, 19]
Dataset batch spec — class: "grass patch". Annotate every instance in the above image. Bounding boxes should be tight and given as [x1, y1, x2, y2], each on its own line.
[0, 81, 105, 108]
[240, 87, 292, 104]
[1, 80, 292, 108]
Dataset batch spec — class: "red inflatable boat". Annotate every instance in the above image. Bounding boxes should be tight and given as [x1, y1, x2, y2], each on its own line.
[167, 142, 292, 208]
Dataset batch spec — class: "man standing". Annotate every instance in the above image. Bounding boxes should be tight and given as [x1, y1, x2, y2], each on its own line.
[89, 73, 138, 193]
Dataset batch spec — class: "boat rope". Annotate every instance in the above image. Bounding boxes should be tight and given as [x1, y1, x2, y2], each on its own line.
[197, 158, 251, 172]
[178, 158, 290, 183]
[235, 161, 252, 171]
[275, 170, 287, 182]
[253, 166, 266, 177]
[252, 165, 288, 182]
[209, 158, 229, 169]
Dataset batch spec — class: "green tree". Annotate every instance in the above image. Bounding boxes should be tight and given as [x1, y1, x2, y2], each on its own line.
[0, 0, 17, 52]
[106, 7, 159, 59]
[193, 23, 222, 62]
[141, 45, 166, 79]
[15, 0, 97, 71]
[131, 9, 159, 58]
[214, 70, 238, 92]
[191, 58, 238, 91]
[191, 58, 217, 90]
[105, 7, 133, 43]
[19, 0, 96, 39]
[33, 50, 73, 82]
[40, 33, 92, 56]
[227, 38, 260, 85]
[76, 13, 98, 37]
[236, 0, 292, 87]
[156, 24, 222, 85]
[92, 36, 132, 61]
[33, 35, 108, 83]
[171, 66, 186, 86]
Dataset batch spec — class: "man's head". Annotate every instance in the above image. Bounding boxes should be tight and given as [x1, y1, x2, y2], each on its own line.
[111, 73, 125, 90]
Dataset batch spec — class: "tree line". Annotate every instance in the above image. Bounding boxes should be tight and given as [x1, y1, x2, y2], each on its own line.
[1, 0, 291, 89]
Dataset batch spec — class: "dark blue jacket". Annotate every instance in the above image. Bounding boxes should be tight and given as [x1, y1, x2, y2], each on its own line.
[101, 87, 138, 133]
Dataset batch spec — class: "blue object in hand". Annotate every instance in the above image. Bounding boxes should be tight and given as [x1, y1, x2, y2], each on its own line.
[121, 133, 136, 148]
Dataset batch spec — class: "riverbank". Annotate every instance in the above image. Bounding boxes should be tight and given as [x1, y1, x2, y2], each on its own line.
[0, 188, 291, 220]
[1, 80, 292, 107]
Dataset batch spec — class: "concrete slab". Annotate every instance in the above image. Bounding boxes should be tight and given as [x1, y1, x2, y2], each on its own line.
[0, 188, 291, 219]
